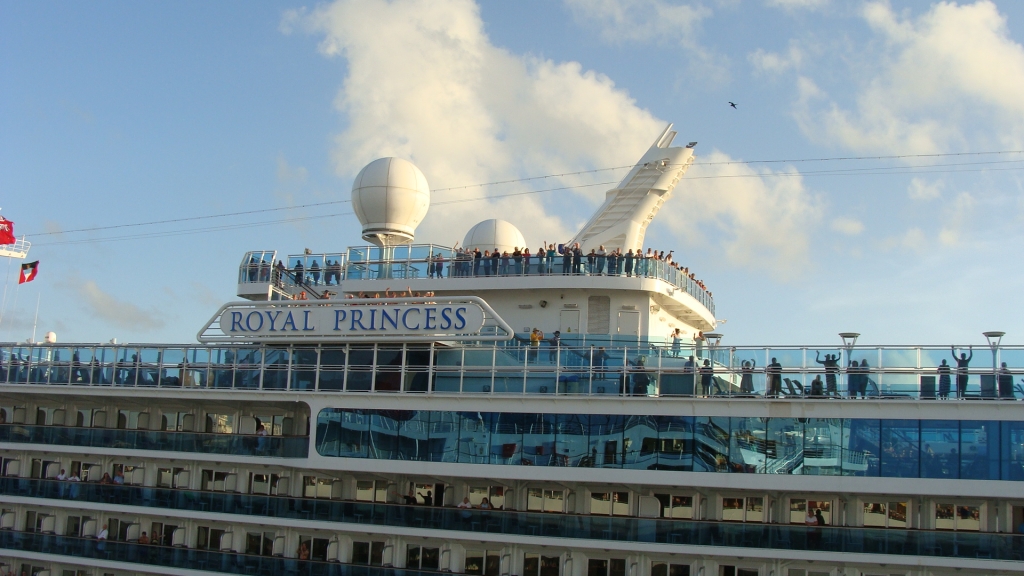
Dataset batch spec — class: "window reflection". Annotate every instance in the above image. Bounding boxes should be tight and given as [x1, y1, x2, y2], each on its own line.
[313, 409, 1024, 481]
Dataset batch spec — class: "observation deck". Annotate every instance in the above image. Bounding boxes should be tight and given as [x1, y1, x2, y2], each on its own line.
[237, 244, 714, 319]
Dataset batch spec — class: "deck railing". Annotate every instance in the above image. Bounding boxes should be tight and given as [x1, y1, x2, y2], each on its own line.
[1, 342, 1021, 400]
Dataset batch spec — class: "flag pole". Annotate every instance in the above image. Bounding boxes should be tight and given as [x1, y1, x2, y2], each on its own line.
[0, 255, 11, 331]
[31, 293, 40, 344]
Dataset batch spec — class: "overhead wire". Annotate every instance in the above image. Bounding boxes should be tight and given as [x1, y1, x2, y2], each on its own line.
[24, 150, 1024, 244]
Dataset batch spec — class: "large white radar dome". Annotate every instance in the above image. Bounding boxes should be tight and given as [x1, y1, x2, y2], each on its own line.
[463, 219, 527, 255]
[351, 157, 430, 246]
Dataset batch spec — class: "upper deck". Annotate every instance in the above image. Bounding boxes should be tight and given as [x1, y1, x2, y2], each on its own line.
[236, 244, 715, 320]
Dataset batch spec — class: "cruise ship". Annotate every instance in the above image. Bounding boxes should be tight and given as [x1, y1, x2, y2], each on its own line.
[0, 126, 1022, 576]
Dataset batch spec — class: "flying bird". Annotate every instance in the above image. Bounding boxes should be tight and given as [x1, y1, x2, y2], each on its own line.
[728, 102, 737, 109]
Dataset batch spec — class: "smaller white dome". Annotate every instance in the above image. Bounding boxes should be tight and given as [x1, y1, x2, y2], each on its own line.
[44, 331, 57, 343]
[463, 219, 527, 255]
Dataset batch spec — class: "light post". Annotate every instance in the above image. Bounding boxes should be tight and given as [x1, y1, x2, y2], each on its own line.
[703, 333, 722, 396]
[839, 333, 859, 398]
[983, 330, 1005, 377]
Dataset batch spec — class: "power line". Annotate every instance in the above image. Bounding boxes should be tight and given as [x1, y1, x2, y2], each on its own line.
[25, 150, 1024, 238]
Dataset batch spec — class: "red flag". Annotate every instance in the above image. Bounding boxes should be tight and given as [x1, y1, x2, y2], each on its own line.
[0, 218, 13, 245]
[19, 261, 38, 284]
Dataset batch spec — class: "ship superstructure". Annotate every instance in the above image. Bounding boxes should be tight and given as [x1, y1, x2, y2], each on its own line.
[0, 128, 1022, 576]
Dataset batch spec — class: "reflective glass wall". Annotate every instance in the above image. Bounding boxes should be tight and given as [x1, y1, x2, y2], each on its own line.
[316, 409, 1024, 481]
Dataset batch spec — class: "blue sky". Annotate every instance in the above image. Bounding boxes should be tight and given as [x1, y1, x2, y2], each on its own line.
[2, 0, 1024, 346]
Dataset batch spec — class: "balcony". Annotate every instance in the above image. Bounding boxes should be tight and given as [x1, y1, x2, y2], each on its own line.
[0, 425, 308, 458]
[2, 478, 1022, 563]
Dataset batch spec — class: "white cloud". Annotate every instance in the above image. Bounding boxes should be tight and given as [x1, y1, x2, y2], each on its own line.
[830, 217, 863, 235]
[285, 0, 816, 271]
[59, 274, 165, 332]
[563, 0, 711, 45]
[795, 1, 1024, 154]
[662, 153, 822, 274]
[749, 43, 803, 75]
[766, 0, 827, 9]
[907, 177, 942, 201]
[881, 226, 926, 252]
[939, 191, 975, 246]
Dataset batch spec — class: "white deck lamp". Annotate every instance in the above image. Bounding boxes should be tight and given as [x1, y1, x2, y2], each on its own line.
[983, 331, 1005, 373]
[838, 332, 860, 348]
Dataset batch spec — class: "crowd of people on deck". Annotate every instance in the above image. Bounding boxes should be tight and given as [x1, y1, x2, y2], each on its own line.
[245, 242, 712, 301]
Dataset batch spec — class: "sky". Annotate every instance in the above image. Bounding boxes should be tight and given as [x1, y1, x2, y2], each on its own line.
[2, 0, 1024, 347]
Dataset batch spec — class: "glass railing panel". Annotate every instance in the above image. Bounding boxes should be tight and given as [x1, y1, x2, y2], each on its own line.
[0, 424, 308, 457]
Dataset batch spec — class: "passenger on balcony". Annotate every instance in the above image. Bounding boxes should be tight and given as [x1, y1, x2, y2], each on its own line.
[767, 357, 782, 397]
[523, 248, 531, 274]
[700, 359, 714, 396]
[740, 360, 755, 394]
[549, 331, 561, 363]
[512, 248, 522, 275]
[536, 245, 546, 274]
[937, 360, 952, 399]
[607, 250, 617, 276]
[951, 346, 973, 398]
[294, 260, 304, 285]
[815, 352, 841, 395]
[474, 248, 483, 276]
[274, 260, 285, 287]
[490, 249, 500, 275]
[572, 243, 583, 275]
[138, 531, 150, 545]
[595, 245, 607, 274]
[670, 329, 682, 357]
[560, 244, 571, 275]
[500, 251, 510, 275]
[479, 497, 493, 510]
[591, 346, 608, 378]
[530, 329, 543, 363]
[624, 249, 634, 276]
[248, 257, 258, 282]
[310, 261, 320, 285]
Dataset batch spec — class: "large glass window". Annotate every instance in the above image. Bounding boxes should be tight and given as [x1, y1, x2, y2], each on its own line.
[654, 494, 693, 519]
[465, 550, 500, 576]
[651, 563, 690, 576]
[722, 497, 763, 522]
[527, 488, 564, 513]
[315, 409, 1024, 481]
[935, 502, 981, 531]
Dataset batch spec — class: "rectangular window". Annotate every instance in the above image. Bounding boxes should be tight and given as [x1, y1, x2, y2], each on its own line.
[469, 485, 505, 508]
[205, 413, 234, 434]
[935, 503, 980, 531]
[352, 541, 385, 566]
[465, 550, 501, 576]
[407, 546, 440, 570]
[356, 479, 388, 502]
[655, 494, 694, 519]
[790, 499, 832, 525]
[524, 554, 560, 576]
[723, 497, 763, 522]
[863, 502, 908, 528]
[651, 562, 690, 576]
[528, 488, 565, 513]
[718, 568, 758, 576]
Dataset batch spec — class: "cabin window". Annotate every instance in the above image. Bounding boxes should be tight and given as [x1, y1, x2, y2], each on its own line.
[587, 558, 626, 576]
[205, 413, 234, 434]
[654, 494, 693, 519]
[356, 480, 388, 502]
[651, 562, 690, 576]
[527, 488, 564, 513]
[863, 501, 908, 528]
[352, 541, 385, 565]
[935, 502, 981, 531]
[407, 545, 440, 570]
[465, 549, 501, 576]
[524, 554, 560, 576]
[590, 491, 629, 516]
[722, 497, 763, 522]
[469, 485, 506, 509]
[789, 499, 833, 525]
[245, 531, 275, 556]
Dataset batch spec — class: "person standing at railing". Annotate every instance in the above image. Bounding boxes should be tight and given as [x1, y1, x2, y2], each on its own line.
[740, 359, 756, 394]
[607, 249, 618, 276]
[549, 331, 561, 364]
[571, 243, 583, 275]
[309, 260, 320, 285]
[951, 346, 972, 398]
[670, 329, 682, 357]
[530, 329, 543, 363]
[293, 260, 304, 285]
[536, 245, 546, 275]
[700, 359, 714, 396]
[694, 331, 705, 360]
[815, 352, 841, 396]
[596, 245, 607, 274]
[523, 248, 531, 275]
[491, 249, 501, 276]
[586, 249, 596, 275]
[624, 249, 634, 277]
[512, 248, 523, 275]
[767, 357, 782, 397]
[937, 360, 952, 399]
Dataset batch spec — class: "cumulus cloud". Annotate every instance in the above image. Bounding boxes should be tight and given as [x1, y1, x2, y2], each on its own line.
[661, 153, 822, 274]
[831, 217, 864, 235]
[59, 273, 164, 331]
[795, 1, 1024, 154]
[563, 0, 711, 45]
[907, 177, 943, 201]
[766, 0, 827, 9]
[749, 43, 803, 75]
[284, 0, 816, 271]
